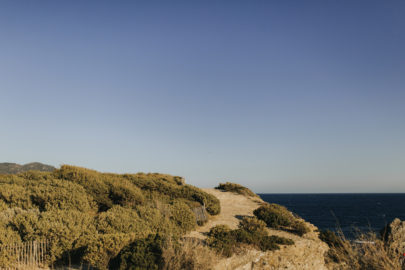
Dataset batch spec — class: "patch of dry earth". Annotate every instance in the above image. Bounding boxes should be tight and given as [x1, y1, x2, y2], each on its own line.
[186, 188, 330, 270]
[186, 188, 263, 239]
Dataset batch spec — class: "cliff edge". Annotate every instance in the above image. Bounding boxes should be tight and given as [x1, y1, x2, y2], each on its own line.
[186, 188, 329, 270]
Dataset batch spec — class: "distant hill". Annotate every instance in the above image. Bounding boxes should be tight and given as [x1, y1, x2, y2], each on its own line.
[0, 162, 56, 174]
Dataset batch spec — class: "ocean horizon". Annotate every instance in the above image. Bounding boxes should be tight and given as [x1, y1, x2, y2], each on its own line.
[259, 193, 405, 239]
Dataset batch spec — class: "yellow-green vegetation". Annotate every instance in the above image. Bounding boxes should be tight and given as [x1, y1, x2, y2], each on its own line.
[207, 217, 294, 257]
[0, 165, 220, 269]
[253, 204, 309, 236]
[110, 234, 165, 270]
[215, 182, 258, 197]
[319, 230, 402, 270]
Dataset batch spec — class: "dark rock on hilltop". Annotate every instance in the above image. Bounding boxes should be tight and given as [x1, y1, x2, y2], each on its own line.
[0, 162, 56, 174]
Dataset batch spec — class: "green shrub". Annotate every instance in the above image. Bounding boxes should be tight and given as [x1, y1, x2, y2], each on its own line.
[124, 174, 221, 215]
[293, 220, 310, 236]
[238, 217, 266, 233]
[29, 179, 97, 213]
[0, 223, 21, 245]
[106, 177, 145, 207]
[253, 204, 309, 236]
[168, 201, 196, 233]
[96, 206, 147, 235]
[0, 184, 32, 209]
[0, 200, 7, 211]
[266, 235, 294, 245]
[319, 230, 344, 248]
[0, 221, 21, 267]
[258, 236, 281, 251]
[207, 219, 294, 257]
[253, 204, 292, 229]
[55, 165, 113, 211]
[37, 209, 97, 263]
[110, 234, 165, 270]
[17, 171, 53, 181]
[84, 233, 134, 270]
[215, 182, 258, 197]
[8, 208, 40, 241]
[0, 165, 219, 269]
[207, 225, 236, 257]
[234, 217, 267, 246]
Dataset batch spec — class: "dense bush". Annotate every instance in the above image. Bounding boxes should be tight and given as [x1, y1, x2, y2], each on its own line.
[123, 174, 221, 215]
[207, 217, 294, 257]
[55, 165, 116, 211]
[0, 165, 219, 269]
[168, 201, 196, 233]
[84, 233, 134, 270]
[37, 209, 97, 263]
[207, 225, 236, 257]
[215, 182, 258, 197]
[110, 234, 165, 270]
[238, 216, 266, 233]
[253, 204, 292, 228]
[106, 177, 145, 207]
[253, 204, 310, 236]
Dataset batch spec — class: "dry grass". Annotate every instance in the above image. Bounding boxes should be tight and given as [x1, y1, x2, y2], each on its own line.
[161, 238, 220, 270]
[323, 230, 402, 270]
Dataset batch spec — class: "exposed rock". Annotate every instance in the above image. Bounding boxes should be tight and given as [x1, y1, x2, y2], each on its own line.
[187, 188, 330, 270]
[214, 224, 329, 270]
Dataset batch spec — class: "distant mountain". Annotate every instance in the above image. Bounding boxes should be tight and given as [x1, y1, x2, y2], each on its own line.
[0, 162, 56, 174]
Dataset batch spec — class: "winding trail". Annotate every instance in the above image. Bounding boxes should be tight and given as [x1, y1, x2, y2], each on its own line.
[186, 188, 330, 270]
[187, 188, 263, 239]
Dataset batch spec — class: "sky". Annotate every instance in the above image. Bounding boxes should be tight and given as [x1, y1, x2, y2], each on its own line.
[0, 0, 404, 193]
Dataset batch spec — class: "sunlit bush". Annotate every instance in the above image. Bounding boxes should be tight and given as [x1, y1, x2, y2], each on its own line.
[207, 217, 294, 257]
[0, 165, 222, 269]
[215, 182, 258, 197]
[254, 204, 309, 236]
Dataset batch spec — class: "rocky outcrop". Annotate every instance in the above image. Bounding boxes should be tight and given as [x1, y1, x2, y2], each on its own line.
[212, 221, 329, 270]
[187, 189, 330, 270]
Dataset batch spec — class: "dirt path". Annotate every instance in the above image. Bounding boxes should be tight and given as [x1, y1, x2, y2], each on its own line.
[187, 188, 263, 239]
[186, 189, 329, 270]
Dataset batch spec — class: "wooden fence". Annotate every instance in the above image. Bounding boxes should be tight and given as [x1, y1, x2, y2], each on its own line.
[0, 240, 48, 269]
[193, 205, 208, 224]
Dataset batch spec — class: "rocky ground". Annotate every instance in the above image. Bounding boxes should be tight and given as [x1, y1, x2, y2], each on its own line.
[186, 189, 330, 270]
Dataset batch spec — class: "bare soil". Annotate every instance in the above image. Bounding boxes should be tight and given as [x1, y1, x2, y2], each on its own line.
[187, 188, 263, 239]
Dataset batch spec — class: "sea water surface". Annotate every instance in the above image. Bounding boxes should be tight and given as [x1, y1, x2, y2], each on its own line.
[259, 193, 405, 238]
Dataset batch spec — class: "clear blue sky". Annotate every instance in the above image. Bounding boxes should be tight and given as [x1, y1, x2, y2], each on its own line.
[1, 1, 404, 192]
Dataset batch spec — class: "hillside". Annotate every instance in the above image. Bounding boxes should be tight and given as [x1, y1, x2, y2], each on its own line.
[187, 189, 329, 270]
[0, 162, 56, 174]
[0, 165, 220, 269]
[0, 167, 329, 270]
[2, 166, 400, 270]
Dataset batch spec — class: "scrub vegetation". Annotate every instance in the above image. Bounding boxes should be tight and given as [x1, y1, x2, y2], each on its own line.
[253, 203, 310, 236]
[215, 182, 258, 198]
[319, 230, 402, 270]
[207, 217, 294, 257]
[0, 165, 220, 269]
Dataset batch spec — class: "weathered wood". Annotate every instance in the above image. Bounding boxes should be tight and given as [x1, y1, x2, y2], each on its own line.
[193, 205, 208, 223]
[0, 240, 49, 269]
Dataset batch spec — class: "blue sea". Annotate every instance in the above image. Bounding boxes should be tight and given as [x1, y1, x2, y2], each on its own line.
[259, 194, 405, 238]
